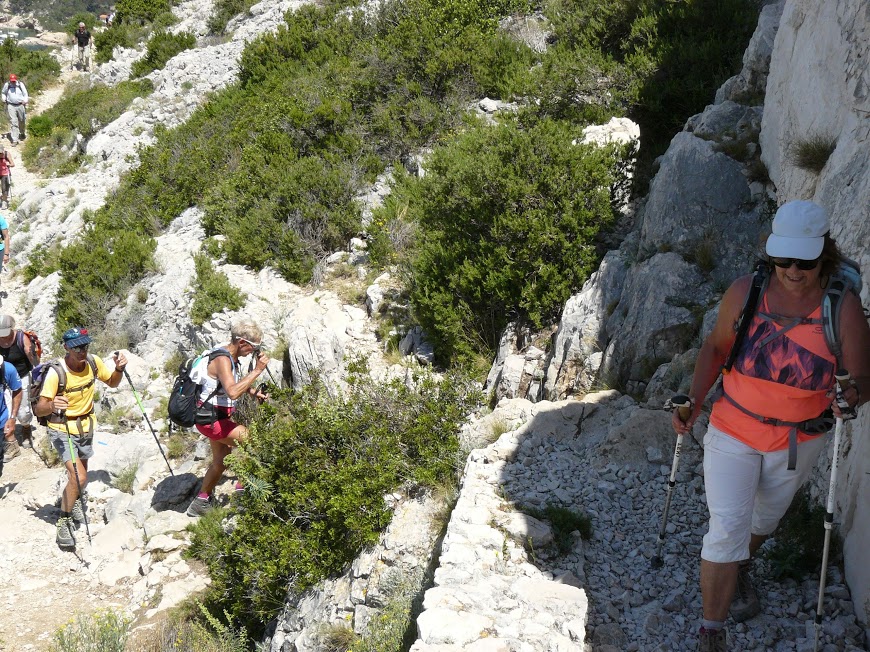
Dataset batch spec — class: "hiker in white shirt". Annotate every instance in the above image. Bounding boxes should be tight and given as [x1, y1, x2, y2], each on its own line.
[2, 74, 28, 146]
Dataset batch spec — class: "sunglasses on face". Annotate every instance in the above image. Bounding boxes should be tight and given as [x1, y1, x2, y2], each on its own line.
[239, 338, 262, 352]
[770, 256, 820, 270]
[70, 344, 89, 353]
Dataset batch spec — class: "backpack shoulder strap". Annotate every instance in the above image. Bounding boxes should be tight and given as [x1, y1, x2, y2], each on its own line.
[202, 348, 235, 405]
[723, 261, 769, 372]
[821, 263, 862, 369]
[50, 360, 68, 395]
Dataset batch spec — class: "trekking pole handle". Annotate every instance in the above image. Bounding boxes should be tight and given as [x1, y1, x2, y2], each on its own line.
[834, 370, 856, 419]
[665, 394, 693, 422]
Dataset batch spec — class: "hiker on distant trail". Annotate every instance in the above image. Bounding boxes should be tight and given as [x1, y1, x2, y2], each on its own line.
[0, 210, 8, 269]
[0, 146, 13, 208]
[672, 200, 870, 652]
[33, 327, 128, 549]
[1, 74, 28, 146]
[0, 315, 40, 460]
[185, 318, 269, 518]
[73, 22, 92, 71]
[0, 353, 22, 469]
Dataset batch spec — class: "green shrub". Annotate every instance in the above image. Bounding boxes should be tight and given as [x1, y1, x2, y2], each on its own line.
[51, 609, 131, 652]
[395, 117, 623, 365]
[94, 24, 139, 63]
[131, 30, 196, 77]
[524, 504, 593, 554]
[207, 0, 256, 35]
[190, 253, 245, 326]
[188, 364, 480, 634]
[116, 0, 171, 24]
[22, 242, 63, 283]
[0, 39, 61, 95]
[22, 79, 154, 174]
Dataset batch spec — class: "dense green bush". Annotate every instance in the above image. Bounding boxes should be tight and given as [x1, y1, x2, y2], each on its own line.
[116, 0, 171, 24]
[372, 117, 623, 365]
[0, 39, 61, 95]
[188, 364, 479, 634]
[131, 30, 196, 77]
[94, 24, 141, 63]
[536, 0, 759, 165]
[190, 253, 245, 326]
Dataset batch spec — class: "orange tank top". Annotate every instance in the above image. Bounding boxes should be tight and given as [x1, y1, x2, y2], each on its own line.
[710, 292, 836, 452]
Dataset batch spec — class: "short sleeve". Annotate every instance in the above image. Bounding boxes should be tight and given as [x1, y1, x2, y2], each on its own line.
[4, 363, 21, 391]
[93, 356, 114, 383]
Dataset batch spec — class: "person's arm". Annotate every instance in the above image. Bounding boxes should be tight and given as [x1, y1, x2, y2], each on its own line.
[34, 369, 64, 417]
[3, 366, 21, 436]
[832, 292, 870, 414]
[20, 82, 27, 105]
[673, 275, 751, 434]
[21, 333, 39, 368]
[7, 155, 14, 168]
[1, 227, 9, 265]
[212, 351, 270, 400]
[103, 351, 128, 388]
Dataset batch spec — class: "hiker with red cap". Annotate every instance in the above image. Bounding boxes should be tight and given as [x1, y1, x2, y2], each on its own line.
[673, 200, 870, 651]
[1, 74, 28, 146]
[33, 327, 128, 549]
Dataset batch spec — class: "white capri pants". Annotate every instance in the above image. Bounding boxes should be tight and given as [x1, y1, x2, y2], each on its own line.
[701, 423, 828, 563]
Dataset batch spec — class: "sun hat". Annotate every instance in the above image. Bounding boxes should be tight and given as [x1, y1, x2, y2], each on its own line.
[8, 74, 16, 82]
[765, 200, 829, 260]
[62, 327, 92, 348]
[79, 22, 85, 27]
[0, 315, 13, 338]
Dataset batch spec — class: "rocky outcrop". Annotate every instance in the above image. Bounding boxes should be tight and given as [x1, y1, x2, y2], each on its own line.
[759, 0, 870, 627]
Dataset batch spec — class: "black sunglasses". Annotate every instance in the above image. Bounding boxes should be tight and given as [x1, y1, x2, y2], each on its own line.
[770, 256, 820, 270]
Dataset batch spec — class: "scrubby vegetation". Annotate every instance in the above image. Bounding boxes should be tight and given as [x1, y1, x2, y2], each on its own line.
[190, 253, 245, 326]
[0, 38, 61, 96]
[207, 0, 257, 35]
[23, 78, 154, 175]
[370, 117, 625, 365]
[188, 363, 479, 634]
[52, 0, 760, 356]
[131, 30, 196, 77]
[9, 0, 100, 31]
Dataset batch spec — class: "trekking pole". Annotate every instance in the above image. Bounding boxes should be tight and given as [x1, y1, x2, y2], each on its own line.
[651, 394, 693, 568]
[120, 364, 174, 476]
[63, 414, 92, 545]
[813, 370, 855, 652]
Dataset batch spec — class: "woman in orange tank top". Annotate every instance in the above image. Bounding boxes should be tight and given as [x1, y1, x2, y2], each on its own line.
[670, 200, 870, 651]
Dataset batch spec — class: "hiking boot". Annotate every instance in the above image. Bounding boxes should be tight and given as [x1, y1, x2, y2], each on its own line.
[3, 439, 20, 462]
[730, 560, 761, 622]
[56, 517, 76, 549]
[697, 627, 727, 652]
[70, 500, 86, 527]
[186, 496, 213, 517]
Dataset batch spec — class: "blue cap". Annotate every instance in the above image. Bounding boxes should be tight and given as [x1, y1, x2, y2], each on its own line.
[62, 327, 92, 348]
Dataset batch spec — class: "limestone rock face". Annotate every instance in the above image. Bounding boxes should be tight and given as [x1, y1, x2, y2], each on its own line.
[759, 0, 870, 626]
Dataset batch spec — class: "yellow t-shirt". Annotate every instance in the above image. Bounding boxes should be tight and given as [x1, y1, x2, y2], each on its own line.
[40, 356, 113, 433]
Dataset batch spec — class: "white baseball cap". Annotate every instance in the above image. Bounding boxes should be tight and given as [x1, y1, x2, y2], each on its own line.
[765, 200, 829, 260]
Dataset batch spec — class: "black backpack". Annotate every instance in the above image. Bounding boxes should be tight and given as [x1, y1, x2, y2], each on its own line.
[167, 349, 233, 428]
[29, 356, 98, 426]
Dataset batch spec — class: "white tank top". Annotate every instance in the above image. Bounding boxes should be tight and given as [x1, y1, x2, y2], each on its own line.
[194, 348, 238, 408]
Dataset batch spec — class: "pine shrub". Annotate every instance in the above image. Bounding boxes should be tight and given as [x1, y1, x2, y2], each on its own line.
[187, 364, 479, 634]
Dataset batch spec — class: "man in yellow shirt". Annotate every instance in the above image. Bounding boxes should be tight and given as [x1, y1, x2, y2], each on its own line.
[33, 327, 128, 549]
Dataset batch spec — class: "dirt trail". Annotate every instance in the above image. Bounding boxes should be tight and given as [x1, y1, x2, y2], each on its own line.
[0, 67, 139, 652]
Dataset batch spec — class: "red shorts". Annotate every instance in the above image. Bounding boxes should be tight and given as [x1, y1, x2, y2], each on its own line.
[195, 406, 240, 441]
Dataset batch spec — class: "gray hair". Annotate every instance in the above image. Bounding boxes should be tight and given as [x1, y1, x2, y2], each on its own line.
[230, 318, 263, 343]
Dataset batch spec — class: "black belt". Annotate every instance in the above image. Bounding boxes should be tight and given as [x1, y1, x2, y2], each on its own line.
[7, 103, 22, 106]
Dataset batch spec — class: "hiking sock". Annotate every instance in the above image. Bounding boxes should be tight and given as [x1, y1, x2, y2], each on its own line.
[702, 620, 725, 631]
[197, 491, 210, 500]
[59, 511, 71, 519]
